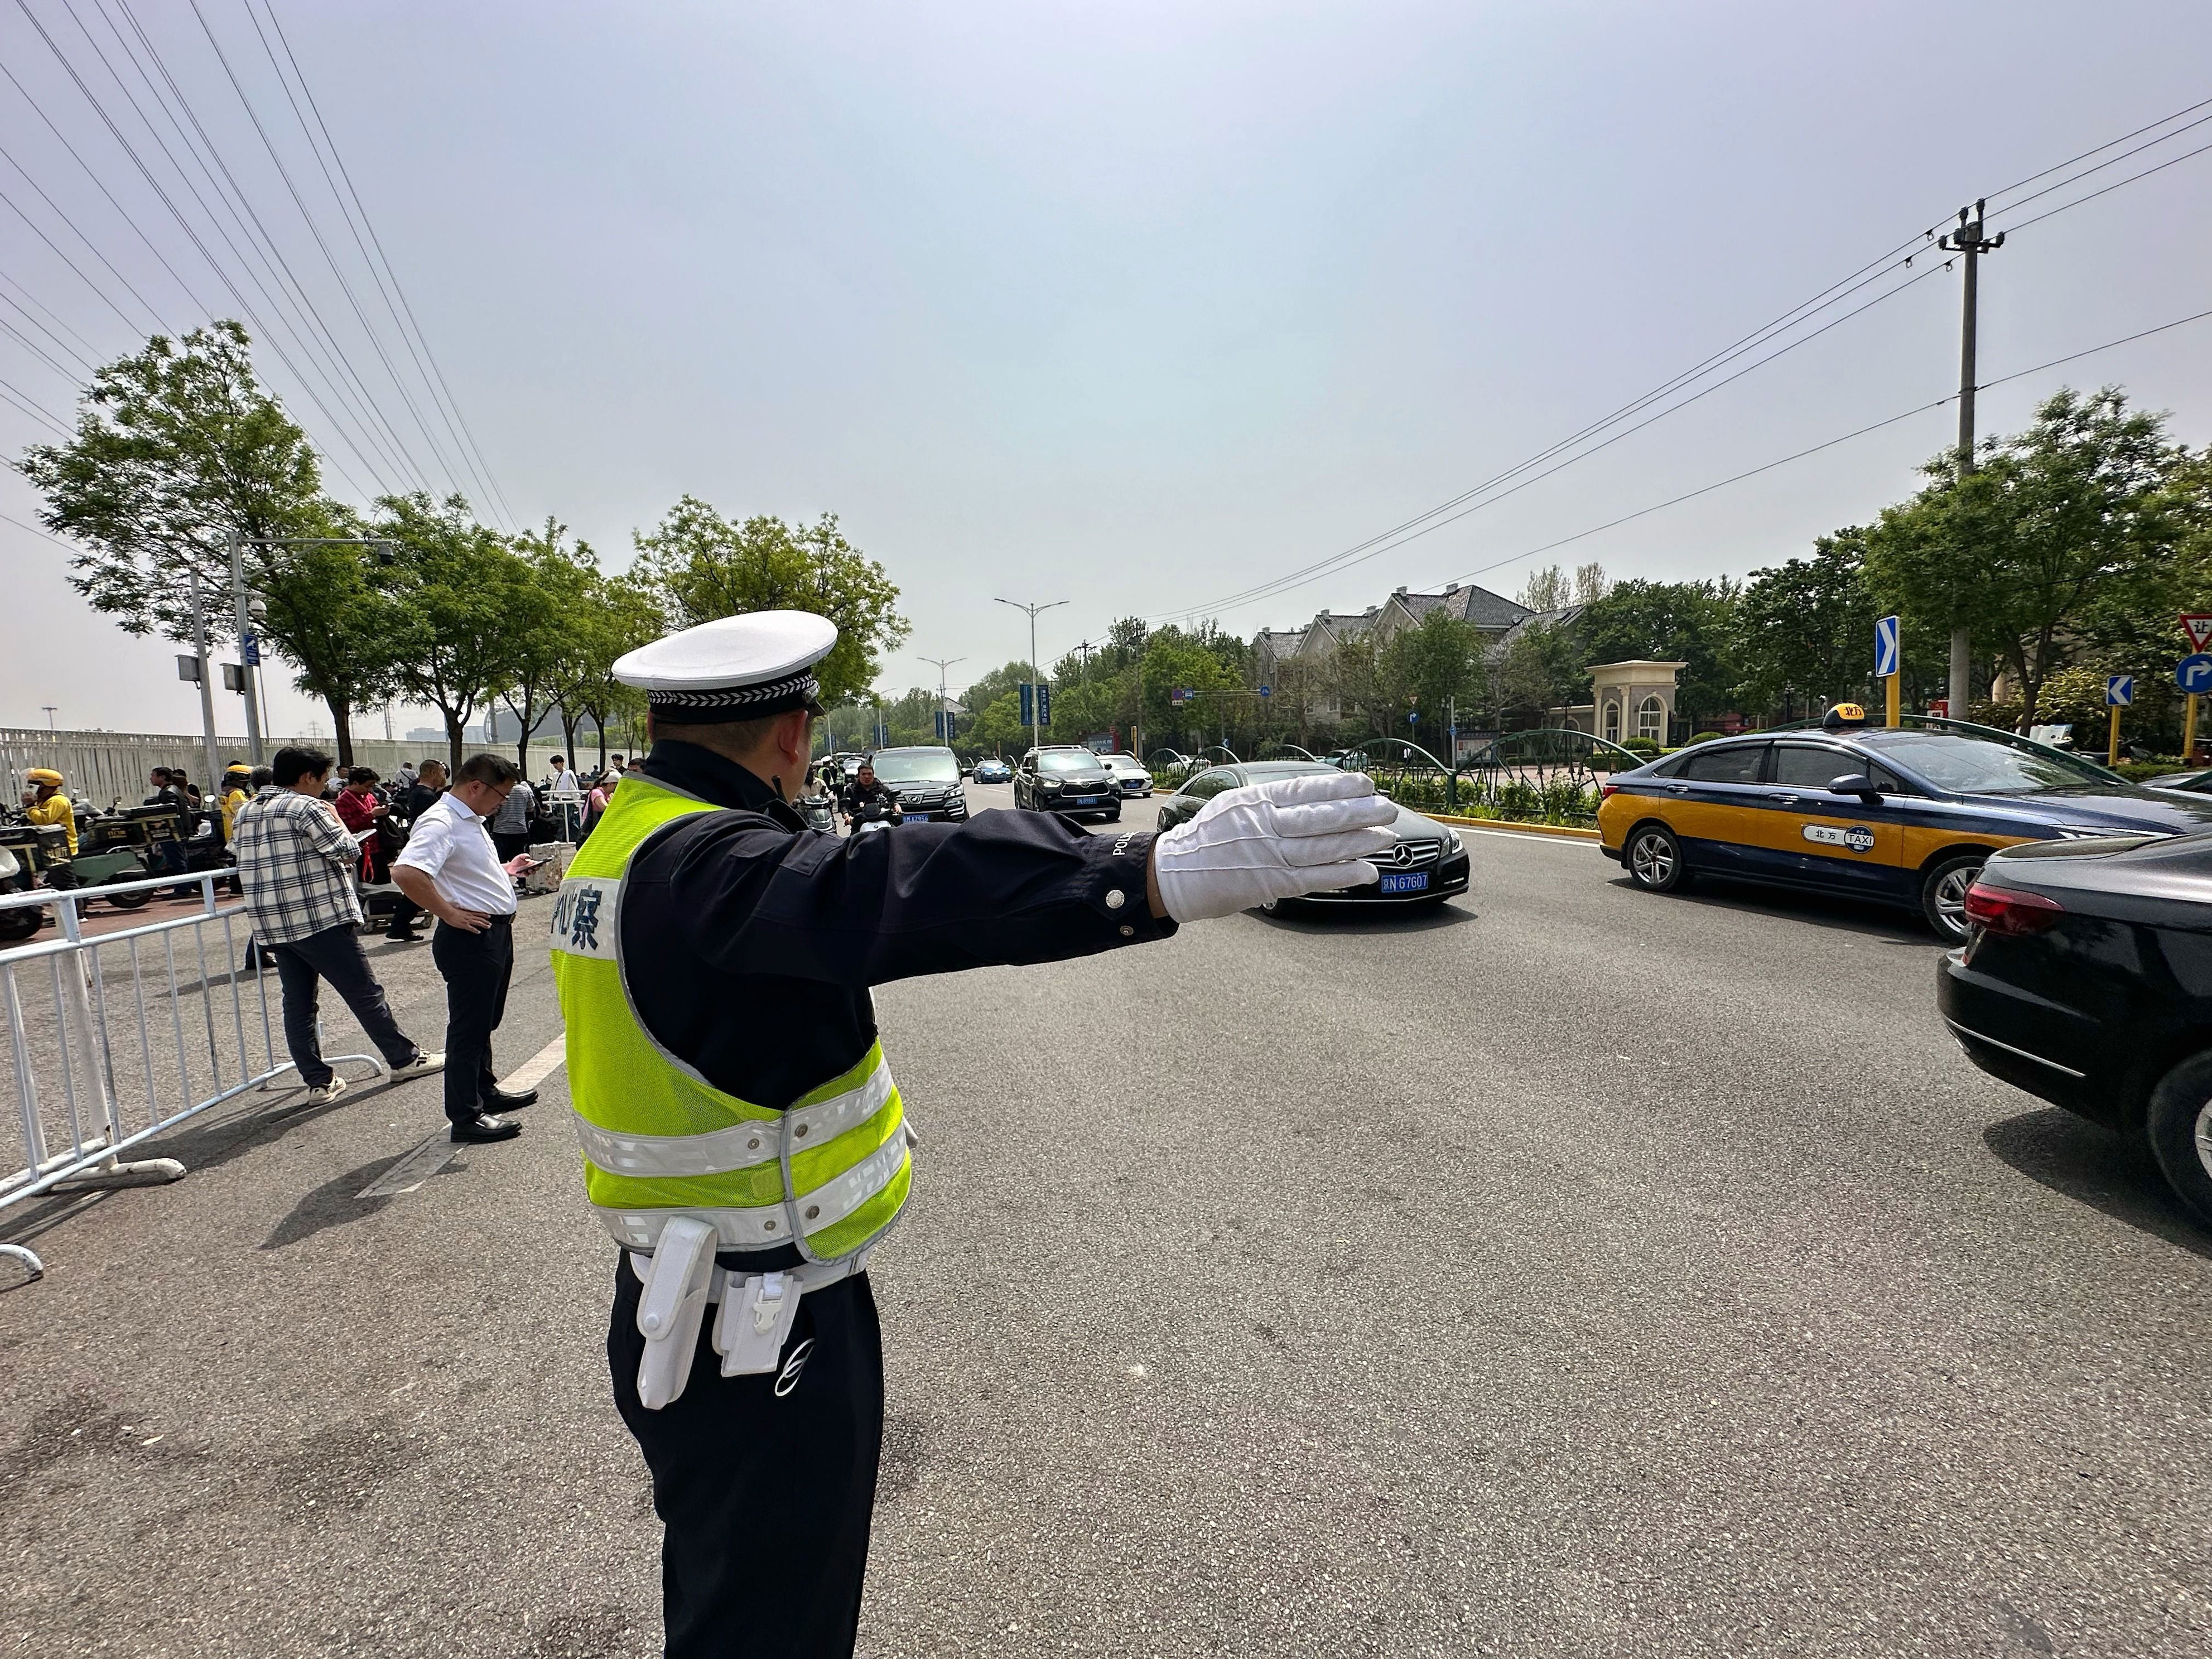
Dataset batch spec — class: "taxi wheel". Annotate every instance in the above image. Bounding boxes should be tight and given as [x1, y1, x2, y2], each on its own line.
[1919, 853, 1984, 944]
[1625, 823, 1689, 893]
[2143, 1050, 2212, 1228]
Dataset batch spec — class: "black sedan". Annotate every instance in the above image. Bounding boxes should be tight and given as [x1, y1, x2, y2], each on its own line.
[1937, 830, 2212, 1225]
[1156, 760, 1469, 908]
[1014, 747, 1122, 821]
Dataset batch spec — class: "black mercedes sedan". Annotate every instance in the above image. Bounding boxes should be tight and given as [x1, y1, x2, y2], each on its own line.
[1937, 830, 2212, 1225]
[1156, 760, 1469, 909]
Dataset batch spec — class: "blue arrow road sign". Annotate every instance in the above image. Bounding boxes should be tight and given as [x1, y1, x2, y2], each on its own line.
[2107, 675, 2134, 707]
[2177, 655, 2212, 695]
[1874, 615, 1900, 679]
[1407, 710, 1419, 725]
[1257, 684, 1271, 698]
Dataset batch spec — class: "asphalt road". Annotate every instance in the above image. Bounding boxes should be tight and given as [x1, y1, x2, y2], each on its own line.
[5, 781, 2210, 1658]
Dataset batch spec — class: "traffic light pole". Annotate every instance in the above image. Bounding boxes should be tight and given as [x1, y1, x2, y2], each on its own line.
[1939, 201, 2003, 721]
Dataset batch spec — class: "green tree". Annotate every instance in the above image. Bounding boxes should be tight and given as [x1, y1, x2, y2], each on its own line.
[1379, 610, 1481, 740]
[1573, 578, 1741, 726]
[375, 493, 555, 769]
[1733, 529, 1879, 720]
[15, 321, 404, 758]
[632, 497, 909, 703]
[1864, 387, 2189, 730]
[498, 517, 596, 770]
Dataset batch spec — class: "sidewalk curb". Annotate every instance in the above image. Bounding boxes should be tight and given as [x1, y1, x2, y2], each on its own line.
[1433, 815, 1603, 842]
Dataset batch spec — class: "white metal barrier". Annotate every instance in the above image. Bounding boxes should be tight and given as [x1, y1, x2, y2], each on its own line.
[0, 868, 382, 1282]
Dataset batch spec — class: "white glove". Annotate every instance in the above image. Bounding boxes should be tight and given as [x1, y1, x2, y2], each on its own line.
[1153, 770, 1399, 923]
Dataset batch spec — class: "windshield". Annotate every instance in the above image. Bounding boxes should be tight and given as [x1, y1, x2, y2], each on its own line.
[1863, 732, 2129, 795]
[869, 750, 960, 784]
[1039, 751, 1102, 774]
[1102, 755, 1145, 773]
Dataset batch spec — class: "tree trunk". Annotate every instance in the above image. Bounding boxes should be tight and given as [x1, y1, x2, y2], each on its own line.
[446, 710, 466, 774]
[560, 705, 580, 764]
[327, 698, 355, 768]
[503, 691, 539, 777]
[589, 710, 608, 769]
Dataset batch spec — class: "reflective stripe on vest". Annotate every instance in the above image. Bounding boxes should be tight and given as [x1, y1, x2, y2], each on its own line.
[548, 775, 910, 1263]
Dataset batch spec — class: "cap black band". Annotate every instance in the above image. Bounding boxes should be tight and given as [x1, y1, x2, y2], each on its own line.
[645, 669, 823, 725]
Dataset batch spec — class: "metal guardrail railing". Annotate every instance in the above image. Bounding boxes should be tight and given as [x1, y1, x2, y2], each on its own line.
[0, 867, 383, 1283]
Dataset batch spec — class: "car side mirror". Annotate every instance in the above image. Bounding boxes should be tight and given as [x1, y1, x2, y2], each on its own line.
[1827, 773, 1882, 801]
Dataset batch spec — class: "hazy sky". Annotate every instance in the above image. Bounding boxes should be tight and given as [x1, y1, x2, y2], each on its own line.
[4, 1, 2209, 737]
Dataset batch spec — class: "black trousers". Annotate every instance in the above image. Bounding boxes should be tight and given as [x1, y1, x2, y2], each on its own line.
[267, 924, 420, 1088]
[492, 829, 532, 862]
[385, 893, 423, 937]
[609, 1262, 884, 1659]
[431, 914, 513, 1122]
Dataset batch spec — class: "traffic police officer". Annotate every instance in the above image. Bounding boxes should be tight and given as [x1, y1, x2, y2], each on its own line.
[550, 611, 1396, 1658]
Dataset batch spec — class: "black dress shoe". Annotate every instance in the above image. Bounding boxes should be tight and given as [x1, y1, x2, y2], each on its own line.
[450, 1112, 522, 1144]
[482, 1087, 537, 1111]
[384, 930, 420, 943]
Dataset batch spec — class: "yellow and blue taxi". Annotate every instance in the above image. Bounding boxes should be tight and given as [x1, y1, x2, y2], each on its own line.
[1596, 708, 2212, 942]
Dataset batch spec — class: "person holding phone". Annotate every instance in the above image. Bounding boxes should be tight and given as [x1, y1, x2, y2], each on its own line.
[391, 753, 540, 1144]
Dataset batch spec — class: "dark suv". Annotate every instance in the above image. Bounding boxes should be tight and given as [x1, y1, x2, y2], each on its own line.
[867, 746, 970, 822]
[1014, 747, 1122, 821]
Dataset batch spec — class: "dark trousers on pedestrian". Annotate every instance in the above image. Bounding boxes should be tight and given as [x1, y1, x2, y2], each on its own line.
[384, 891, 423, 938]
[268, 923, 420, 1089]
[609, 1262, 884, 1659]
[432, 914, 513, 1123]
[492, 829, 532, 862]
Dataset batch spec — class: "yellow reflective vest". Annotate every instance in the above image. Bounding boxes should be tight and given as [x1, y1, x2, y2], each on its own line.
[548, 775, 911, 1261]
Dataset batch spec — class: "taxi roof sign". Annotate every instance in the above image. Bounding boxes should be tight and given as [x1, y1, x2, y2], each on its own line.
[1822, 703, 1870, 729]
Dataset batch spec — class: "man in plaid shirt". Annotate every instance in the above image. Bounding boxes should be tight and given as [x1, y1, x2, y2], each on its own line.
[234, 747, 442, 1106]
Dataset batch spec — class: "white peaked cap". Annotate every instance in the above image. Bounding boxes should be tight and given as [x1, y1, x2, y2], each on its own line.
[614, 611, 838, 722]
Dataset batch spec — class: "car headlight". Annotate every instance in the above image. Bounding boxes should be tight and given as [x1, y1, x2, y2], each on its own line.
[1040, 779, 1062, 791]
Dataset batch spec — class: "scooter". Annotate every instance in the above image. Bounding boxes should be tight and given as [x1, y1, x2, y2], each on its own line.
[0, 841, 42, 942]
[798, 795, 837, 835]
[846, 798, 903, 837]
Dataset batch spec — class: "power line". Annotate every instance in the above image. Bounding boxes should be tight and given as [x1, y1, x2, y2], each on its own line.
[0, 136, 173, 335]
[254, 0, 515, 525]
[1153, 95, 2212, 630]
[0, 56, 202, 326]
[81, 0, 432, 492]
[1993, 138, 2212, 238]
[1984, 110, 2212, 221]
[7, 0, 387, 499]
[0, 373, 72, 434]
[1154, 256, 1953, 625]
[0, 263, 102, 357]
[1, 507, 76, 543]
[1981, 93, 2212, 205]
[1427, 304, 2212, 595]
[180, 0, 473, 504]
[0, 304, 93, 377]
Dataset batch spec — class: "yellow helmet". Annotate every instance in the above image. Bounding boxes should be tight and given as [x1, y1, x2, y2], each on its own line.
[25, 768, 63, 787]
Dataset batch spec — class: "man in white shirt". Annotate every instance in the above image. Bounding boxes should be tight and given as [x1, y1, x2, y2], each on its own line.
[392, 753, 538, 1144]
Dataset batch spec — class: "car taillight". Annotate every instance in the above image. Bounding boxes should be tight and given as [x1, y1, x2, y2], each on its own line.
[1599, 782, 1619, 799]
[1962, 881, 2063, 935]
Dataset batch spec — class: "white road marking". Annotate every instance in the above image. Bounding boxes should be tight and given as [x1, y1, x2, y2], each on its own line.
[502, 1032, 568, 1093]
[355, 1031, 567, 1199]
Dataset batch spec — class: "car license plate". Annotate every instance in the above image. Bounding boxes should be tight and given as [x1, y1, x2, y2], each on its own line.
[907, 813, 931, 822]
[1379, 871, 1429, 894]
[1073, 796, 1097, 806]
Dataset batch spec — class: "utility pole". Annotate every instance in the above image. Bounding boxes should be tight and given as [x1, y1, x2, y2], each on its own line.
[995, 596, 1067, 755]
[227, 529, 266, 763]
[1939, 200, 2003, 721]
[186, 569, 223, 790]
[919, 655, 965, 745]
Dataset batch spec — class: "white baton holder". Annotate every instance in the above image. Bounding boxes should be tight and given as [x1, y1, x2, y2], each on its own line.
[634, 1217, 717, 1410]
[714, 1270, 804, 1377]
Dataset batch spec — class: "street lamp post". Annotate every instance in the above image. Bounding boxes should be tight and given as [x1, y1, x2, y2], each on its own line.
[994, 596, 1067, 756]
[919, 655, 965, 747]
